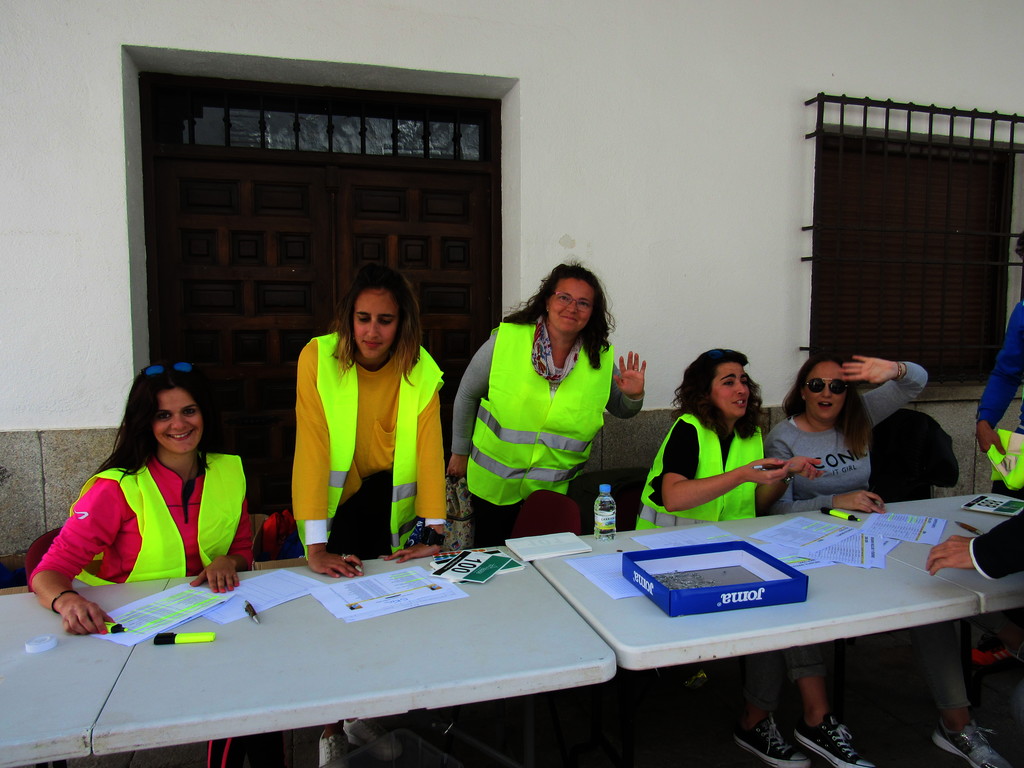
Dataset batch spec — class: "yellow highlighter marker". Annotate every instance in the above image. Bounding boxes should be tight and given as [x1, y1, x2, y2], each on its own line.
[154, 632, 216, 645]
[820, 507, 860, 522]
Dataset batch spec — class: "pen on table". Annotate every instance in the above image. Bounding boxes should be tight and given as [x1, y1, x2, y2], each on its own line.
[820, 507, 860, 522]
[957, 521, 983, 536]
[244, 600, 260, 624]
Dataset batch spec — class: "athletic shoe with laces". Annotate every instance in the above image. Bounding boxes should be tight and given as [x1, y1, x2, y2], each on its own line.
[733, 714, 811, 768]
[932, 721, 1013, 768]
[794, 713, 875, 768]
[343, 717, 402, 760]
[318, 729, 347, 768]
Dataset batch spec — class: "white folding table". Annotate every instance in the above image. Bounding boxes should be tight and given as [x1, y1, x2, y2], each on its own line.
[0, 581, 170, 768]
[89, 558, 616, 764]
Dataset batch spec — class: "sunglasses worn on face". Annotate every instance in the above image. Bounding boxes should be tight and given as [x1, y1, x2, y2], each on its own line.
[805, 377, 847, 395]
[143, 362, 193, 377]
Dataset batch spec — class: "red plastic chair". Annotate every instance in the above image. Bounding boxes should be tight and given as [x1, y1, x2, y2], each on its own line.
[25, 528, 61, 591]
[511, 490, 582, 537]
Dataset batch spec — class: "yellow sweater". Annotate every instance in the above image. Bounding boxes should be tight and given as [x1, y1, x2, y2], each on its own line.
[291, 338, 446, 521]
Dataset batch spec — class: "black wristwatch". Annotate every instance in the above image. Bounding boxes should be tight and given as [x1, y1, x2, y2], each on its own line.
[420, 527, 445, 547]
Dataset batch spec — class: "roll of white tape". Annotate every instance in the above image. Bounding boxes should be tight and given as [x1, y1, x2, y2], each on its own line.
[25, 634, 58, 654]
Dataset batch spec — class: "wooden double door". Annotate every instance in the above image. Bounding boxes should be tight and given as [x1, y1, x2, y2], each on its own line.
[148, 157, 496, 515]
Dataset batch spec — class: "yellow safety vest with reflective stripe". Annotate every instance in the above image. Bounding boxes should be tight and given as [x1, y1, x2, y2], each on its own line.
[74, 453, 245, 585]
[989, 428, 1024, 489]
[638, 414, 762, 526]
[303, 333, 443, 551]
[468, 322, 612, 505]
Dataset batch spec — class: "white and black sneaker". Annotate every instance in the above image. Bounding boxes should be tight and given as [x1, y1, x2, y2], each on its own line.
[932, 721, 1012, 768]
[734, 714, 812, 768]
[794, 713, 875, 768]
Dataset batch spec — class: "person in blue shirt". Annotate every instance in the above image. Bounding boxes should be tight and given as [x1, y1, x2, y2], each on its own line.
[976, 234, 1024, 492]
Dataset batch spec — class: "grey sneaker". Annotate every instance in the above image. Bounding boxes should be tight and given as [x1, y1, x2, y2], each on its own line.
[932, 721, 1012, 768]
[794, 713, 875, 768]
[734, 714, 812, 768]
[318, 729, 347, 768]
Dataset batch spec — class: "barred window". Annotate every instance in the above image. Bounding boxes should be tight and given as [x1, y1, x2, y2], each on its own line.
[805, 93, 1024, 381]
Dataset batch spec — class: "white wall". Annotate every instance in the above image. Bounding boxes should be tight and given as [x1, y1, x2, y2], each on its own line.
[3, 0, 1023, 430]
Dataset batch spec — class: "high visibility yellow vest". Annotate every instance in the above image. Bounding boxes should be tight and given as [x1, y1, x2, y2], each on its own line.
[468, 322, 612, 505]
[638, 414, 762, 526]
[302, 333, 443, 551]
[74, 453, 245, 585]
[989, 428, 1024, 489]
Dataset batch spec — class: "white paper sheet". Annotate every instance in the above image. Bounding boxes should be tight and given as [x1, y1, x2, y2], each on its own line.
[751, 517, 861, 553]
[94, 583, 234, 646]
[631, 525, 741, 550]
[566, 553, 645, 599]
[859, 512, 946, 545]
[309, 566, 468, 622]
[202, 569, 324, 624]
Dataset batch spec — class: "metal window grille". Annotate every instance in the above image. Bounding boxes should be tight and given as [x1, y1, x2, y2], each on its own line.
[804, 93, 1024, 382]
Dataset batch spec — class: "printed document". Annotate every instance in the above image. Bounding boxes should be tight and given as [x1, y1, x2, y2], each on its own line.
[310, 567, 467, 622]
[859, 513, 945, 545]
[203, 569, 324, 624]
[94, 583, 233, 646]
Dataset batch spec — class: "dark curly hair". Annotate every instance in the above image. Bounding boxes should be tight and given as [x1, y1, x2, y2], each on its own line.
[503, 261, 613, 368]
[781, 352, 871, 457]
[98, 362, 224, 475]
[673, 349, 764, 439]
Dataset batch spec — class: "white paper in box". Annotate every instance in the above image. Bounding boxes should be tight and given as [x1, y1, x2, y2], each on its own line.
[622, 542, 808, 616]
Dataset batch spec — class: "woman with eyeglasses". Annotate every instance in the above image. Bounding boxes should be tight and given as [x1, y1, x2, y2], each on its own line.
[447, 261, 646, 546]
[30, 361, 252, 634]
[765, 354, 927, 516]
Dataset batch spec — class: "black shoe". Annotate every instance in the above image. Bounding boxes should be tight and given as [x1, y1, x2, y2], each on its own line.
[794, 714, 875, 768]
[734, 714, 811, 768]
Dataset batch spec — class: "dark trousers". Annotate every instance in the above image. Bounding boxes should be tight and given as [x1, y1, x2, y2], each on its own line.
[208, 733, 286, 768]
[326, 471, 394, 559]
[471, 494, 523, 547]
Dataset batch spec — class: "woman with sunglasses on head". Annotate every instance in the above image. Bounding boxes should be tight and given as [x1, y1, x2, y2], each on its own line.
[292, 263, 445, 765]
[30, 361, 252, 634]
[765, 354, 927, 516]
[447, 261, 646, 546]
[766, 355, 1014, 768]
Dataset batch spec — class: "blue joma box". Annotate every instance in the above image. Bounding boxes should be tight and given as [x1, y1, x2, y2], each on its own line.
[622, 542, 808, 617]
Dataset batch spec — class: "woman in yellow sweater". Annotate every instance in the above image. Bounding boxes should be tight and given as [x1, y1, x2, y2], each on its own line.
[292, 263, 446, 764]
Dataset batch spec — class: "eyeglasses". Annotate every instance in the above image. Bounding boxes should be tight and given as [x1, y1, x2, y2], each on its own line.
[143, 362, 193, 377]
[552, 292, 592, 312]
[805, 377, 847, 395]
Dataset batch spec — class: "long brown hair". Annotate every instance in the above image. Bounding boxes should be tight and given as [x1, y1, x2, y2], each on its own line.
[329, 264, 422, 379]
[673, 349, 764, 439]
[98, 362, 223, 475]
[782, 353, 871, 457]
[503, 261, 613, 368]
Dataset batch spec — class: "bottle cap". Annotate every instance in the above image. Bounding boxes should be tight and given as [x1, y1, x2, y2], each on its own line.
[26, 634, 58, 654]
[599, 483, 612, 493]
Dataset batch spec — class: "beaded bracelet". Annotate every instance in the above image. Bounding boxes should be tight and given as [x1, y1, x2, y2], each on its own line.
[895, 361, 907, 380]
[51, 589, 78, 614]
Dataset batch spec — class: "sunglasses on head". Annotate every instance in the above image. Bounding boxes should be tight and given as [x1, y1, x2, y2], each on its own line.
[143, 362, 193, 377]
[805, 377, 847, 395]
[704, 348, 738, 360]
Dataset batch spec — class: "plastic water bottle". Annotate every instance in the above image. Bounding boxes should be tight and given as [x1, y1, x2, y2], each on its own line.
[594, 483, 616, 541]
